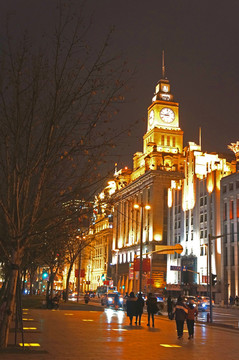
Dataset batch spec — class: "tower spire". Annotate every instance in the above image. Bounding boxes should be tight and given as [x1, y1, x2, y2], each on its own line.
[162, 50, 165, 79]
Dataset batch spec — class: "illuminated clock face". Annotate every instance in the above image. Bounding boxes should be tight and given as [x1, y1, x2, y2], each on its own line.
[148, 110, 155, 126]
[162, 85, 169, 93]
[160, 107, 175, 123]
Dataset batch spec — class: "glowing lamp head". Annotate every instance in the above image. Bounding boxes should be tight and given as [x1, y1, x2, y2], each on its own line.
[134, 204, 140, 209]
[145, 205, 151, 210]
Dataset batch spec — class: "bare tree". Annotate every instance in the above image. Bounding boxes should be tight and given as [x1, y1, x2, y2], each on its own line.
[0, 1, 131, 348]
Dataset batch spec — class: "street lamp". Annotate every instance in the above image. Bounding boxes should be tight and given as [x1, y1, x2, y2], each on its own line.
[134, 203, 151, 294]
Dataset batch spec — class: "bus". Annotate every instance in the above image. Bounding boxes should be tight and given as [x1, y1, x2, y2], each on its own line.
[96, 285, 117, 297]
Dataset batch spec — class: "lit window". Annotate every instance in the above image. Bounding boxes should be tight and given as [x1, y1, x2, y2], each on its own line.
[230, 200, 234, 220]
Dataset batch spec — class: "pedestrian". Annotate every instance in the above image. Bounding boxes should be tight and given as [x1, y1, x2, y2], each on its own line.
[229, 295, 234, 305]
[146, 293, 158, 327]
[167, 295, 173, 319]
[114, 293, 119, 310]
[126, 291, 137, 325]
[123, 292, 129, 310]
[173, 295, 188, 339]
[186, 300, 198, 339]
[135, 293, 144, 325]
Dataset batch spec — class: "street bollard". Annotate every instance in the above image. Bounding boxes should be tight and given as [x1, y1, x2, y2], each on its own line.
[207, 312, 210, 322]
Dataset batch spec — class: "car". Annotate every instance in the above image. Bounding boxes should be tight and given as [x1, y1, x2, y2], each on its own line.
[68, 291, 78, 300]
[182, 296, 198, 309]
[197, 296, 214, 311]
[102, 293, 123, 308]
[154, 293, 165, 311]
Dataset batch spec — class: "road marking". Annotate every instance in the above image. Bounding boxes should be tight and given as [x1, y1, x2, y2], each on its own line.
[82, 319, 94, 322]
[64, 313, 74, 316]
[19, 343, 40, 347]
[23, 327, 37, 330]
[160, 344, 181, 348]
[112, 328, 128, 332]
[22, 318, 34, 321]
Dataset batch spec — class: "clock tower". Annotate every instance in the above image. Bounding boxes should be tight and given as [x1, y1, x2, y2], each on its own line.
[143, 54, 183, 155]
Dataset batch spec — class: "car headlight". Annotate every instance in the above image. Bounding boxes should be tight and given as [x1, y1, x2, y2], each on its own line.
[108, 298, 113, 303]
[119, 298, 123, 303]
[202, 303, 206, 308]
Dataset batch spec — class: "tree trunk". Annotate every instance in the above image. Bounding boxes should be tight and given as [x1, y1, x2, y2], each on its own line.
[0, 261, 20, 348]
[65, 262, 74, 302]
[49, 271, 56, 298]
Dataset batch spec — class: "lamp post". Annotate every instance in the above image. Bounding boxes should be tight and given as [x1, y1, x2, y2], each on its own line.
[114, 249, 119, 290]
[207, 232, 237, 322]
[208, 233, 213, 322]
[134, 203, 151, 294]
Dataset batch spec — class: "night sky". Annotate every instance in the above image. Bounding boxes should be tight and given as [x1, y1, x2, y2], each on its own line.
[1, 0, 239, 171]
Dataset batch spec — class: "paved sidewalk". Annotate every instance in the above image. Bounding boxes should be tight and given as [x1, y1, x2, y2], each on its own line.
[1, 308, 239, 360]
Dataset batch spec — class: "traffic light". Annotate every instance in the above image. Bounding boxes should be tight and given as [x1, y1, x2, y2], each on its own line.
[42, 270, 48, 280]
[211, 274, 217, 286]
[101, 274, 105, 281]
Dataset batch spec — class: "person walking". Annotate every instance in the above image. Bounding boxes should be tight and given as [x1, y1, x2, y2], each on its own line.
[167, 295, 173, 319]
[229, 295, 234, 305]
[114, 293, 119, 310]
[146, 293, 158, 327]
[126, 292, 137, 325]
[186, 300, 198, 339]
[173, 296, 188, 339]
[135, 293, 144, 325]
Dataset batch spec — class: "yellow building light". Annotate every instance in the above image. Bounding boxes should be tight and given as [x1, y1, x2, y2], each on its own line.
[168, 188, 172, 208]
[207, 173, 214, 193]
[154, 234, 162, 241]
[99, 192, 105, 200]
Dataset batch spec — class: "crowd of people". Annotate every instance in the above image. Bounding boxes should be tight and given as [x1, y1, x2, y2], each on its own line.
[125, 292, 198, 340]
[125, 292, 158, 327]
[229, 295, 239, 306]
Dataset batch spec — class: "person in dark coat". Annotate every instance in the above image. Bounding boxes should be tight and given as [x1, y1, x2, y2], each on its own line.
[173, 296, 188, 339]
[135, 293, 144, 325]
[186, 300, 198, 339]
[114, 293, 119, 309]
[126, 292, 137, 325]
[146, 293, 158, 327]
[167, 295, 173, 319]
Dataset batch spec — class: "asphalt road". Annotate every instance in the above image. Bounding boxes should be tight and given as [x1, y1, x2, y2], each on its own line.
[198, 306, 239, 328]
[1, 306, 239, 360]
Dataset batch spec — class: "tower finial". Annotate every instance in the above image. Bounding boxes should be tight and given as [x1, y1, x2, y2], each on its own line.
[162, 50, 165, 79]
